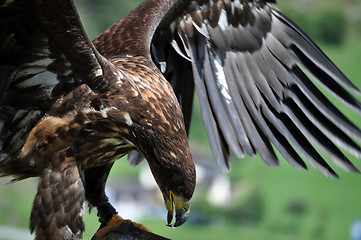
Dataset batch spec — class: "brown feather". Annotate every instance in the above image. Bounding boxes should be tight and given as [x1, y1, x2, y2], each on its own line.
[30, 149, 85, 240]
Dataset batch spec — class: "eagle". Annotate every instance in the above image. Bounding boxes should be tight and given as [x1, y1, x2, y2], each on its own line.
[0, 0, 360, 239]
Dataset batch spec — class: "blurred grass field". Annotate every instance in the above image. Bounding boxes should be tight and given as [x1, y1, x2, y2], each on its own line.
[1, 1, 361, 239]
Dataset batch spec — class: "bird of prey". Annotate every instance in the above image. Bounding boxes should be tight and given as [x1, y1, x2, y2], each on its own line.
[0, 0, 360, 239]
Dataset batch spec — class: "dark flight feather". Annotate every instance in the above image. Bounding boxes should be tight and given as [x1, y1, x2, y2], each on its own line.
[153, 0, 361, 177]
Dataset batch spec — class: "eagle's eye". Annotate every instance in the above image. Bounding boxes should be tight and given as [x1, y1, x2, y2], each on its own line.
[177, 186, 189, 196]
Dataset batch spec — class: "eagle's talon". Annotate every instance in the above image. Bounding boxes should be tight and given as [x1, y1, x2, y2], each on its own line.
[93, 214, 152, 240]
[97, 201, 118, 224]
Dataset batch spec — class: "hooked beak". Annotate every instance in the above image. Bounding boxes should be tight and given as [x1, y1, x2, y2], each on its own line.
[165, 191, 190, 228]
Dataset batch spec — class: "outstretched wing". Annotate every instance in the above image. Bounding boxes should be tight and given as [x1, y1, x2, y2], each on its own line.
[0, 0, 107, 155]
[152, 0, 361, 177]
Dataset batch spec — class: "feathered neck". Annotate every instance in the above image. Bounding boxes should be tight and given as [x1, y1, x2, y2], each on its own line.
[95, 0, 178, 59]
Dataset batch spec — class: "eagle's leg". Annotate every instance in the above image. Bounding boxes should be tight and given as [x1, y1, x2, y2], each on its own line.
[84, 163, 116, 225]
[84, 164, 151, 240]
[30, 149, 85, 240]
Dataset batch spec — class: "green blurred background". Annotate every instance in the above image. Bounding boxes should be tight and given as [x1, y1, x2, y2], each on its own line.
[1, 0, 361, 239]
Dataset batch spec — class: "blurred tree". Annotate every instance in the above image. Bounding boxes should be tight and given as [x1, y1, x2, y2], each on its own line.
[278, 6, 348, 45]
[316, 10, 347, 45]
[76, 0, 142, 39]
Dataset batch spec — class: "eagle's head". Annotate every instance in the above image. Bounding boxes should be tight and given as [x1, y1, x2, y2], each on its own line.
[133, 108, 196, 228]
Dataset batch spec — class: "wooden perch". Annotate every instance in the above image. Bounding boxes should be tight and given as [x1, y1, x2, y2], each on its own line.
[100, 223, 170, 240]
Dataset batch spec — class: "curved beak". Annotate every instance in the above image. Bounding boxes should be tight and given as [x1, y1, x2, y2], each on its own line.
[165, 191, 190, 228]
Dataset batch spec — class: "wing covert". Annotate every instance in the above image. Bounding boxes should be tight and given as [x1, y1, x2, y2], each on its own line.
[0, 0, 105, 107]
[0, 0, 111, 156]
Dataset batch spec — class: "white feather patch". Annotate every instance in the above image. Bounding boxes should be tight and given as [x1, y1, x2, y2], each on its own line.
[62, 226, 74, 240]
[94, 68, 103, 78]
[123, 112, 133, 126]
[23, 58, 52, 67]
[214, 56, 231, 103]
[15, 71, 59, 88]
[218, 10, 228, 31]
[170, 152, 177, 159]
